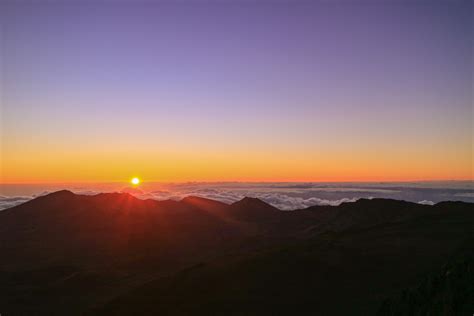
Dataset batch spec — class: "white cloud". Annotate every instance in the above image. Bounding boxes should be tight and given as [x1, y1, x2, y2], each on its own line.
[0, 196, 33, 211]
[126, 189, 358, 210]
[2, 182, 470, 211]
[418, 200, 435, 205]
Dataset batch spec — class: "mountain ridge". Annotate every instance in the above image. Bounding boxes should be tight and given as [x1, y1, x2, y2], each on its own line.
[4, 190, 471, 214]
[0, 190, 472, 315]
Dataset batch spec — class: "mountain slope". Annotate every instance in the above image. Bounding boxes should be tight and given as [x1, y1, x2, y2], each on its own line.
[0, 191, 249, 270]
[378, 238, 474, 316]
[0, 191, 472, 315]
[97, 200, 474, 315]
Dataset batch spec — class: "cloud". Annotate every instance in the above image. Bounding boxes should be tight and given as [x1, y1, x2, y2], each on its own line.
[0, 196, 33, 211]
[120, 187, 145, 195]
[0, 185, 398, 211]
[418, 200, 435, 205]
[454, 192, 474, 198]
[248, 193, 358, 210]
[125, 189, 357, 210]
[2, 182, 470, 212]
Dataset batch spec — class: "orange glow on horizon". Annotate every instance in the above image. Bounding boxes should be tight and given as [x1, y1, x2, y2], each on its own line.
[1, 142, 472, 184]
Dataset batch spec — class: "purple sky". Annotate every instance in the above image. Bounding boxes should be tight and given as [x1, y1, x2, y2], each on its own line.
[1, 0, 472, 182]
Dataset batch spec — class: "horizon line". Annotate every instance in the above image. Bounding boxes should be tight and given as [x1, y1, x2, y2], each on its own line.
[1, 179, 473, 185]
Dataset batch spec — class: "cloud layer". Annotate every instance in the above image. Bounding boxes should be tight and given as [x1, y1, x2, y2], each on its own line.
[0, 196, 32, 210]
[1, 182, 472, 211]
[0, 187, 360, 211]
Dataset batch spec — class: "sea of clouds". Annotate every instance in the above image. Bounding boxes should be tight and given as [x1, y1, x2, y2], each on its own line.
[1, 181, 473, 211]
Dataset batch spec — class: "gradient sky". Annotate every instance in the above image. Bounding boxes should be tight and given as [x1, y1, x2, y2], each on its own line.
[0, 0, 472, 183]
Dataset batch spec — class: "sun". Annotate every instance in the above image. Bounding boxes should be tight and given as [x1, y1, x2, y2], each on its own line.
[131, 177, 140, 185]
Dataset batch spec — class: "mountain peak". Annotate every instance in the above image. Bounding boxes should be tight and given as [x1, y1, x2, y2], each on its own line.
[47, 190, 75, 197]
[231, 197, 277, 211]
[226, 197, 280, 221]
[34, 190, 76, 202]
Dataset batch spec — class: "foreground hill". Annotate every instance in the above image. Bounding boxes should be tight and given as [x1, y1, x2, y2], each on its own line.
[378, 244, 474, 316]
[0, 191, 472, 315]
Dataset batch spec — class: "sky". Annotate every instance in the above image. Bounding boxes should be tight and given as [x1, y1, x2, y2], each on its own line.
[0, 0, 473, 183]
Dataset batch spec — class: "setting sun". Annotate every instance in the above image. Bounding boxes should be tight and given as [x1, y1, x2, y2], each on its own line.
[131, 177, 140, 185]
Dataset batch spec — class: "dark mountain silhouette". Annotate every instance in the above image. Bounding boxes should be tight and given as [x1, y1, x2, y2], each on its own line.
[0, 191, 472, 315]
[378, 240, 474, 316]
[231, 196, 278, 211]
[181, 195, 229, 212]
[228, 197, 280, 222]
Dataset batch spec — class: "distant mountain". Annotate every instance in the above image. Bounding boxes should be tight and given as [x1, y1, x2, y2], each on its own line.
[0, 191, 472, 315]
[229, 196, 280, 221]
